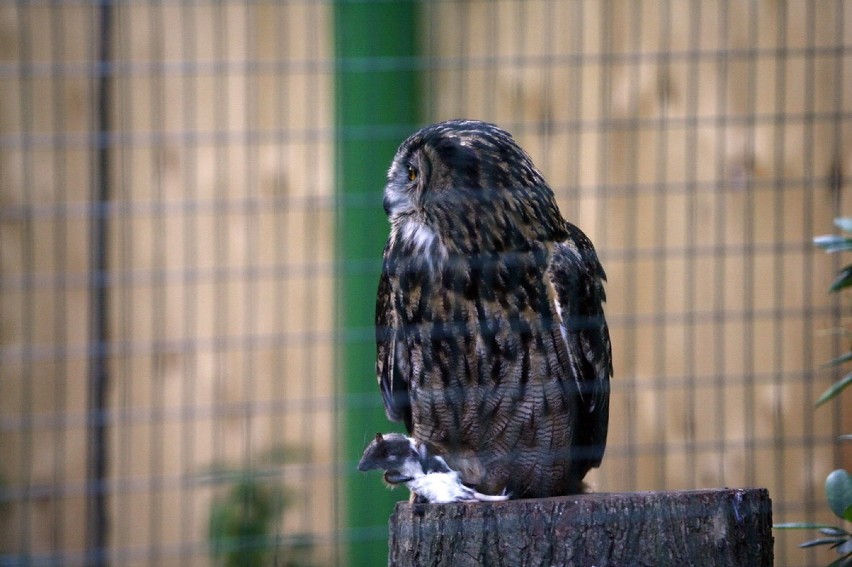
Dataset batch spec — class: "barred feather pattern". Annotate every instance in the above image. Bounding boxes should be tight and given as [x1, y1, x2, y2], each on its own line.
[375, 120, 611, 498]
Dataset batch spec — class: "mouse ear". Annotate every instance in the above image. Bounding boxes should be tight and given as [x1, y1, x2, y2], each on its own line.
[375, 432, 384, 442]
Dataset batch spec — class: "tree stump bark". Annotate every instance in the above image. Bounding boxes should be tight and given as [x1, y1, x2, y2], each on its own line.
[388, 488, 773, 566]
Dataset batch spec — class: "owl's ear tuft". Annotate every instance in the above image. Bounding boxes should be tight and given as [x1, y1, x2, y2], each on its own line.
[375, 432, 384, 443]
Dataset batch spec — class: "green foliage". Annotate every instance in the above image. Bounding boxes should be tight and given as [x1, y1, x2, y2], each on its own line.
[814, 218, 852, 253]
[209, 477, 285, 567]
[812, 217, 852, 405]
[205, 447, 318, 567]
[776, 219, 852, 566]
[774, 471, 852, 565]
[816, 374, 852, 408]
[826, 470, 852, 523]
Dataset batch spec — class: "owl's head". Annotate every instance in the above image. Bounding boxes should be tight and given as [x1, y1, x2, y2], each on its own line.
[383, 119, 567, 255]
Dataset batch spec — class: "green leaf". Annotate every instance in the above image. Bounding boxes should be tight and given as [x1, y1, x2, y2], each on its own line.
[821, 527, 851, 537]
[835, 218, 852, 233]
[825, 469, 852, 521]
[800, 537, 847, 548]
[831, 267, 852, 292]
[814, 235, 852, 252]
[824, 352, 852, 368]
[816, 374, 852, 407]
[839, 539, 852, 554]
[839, 435, 852, 442]
[774, 522, 839, 530]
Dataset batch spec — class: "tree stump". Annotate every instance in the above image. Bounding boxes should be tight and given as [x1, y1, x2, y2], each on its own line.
[388, 488, 773, 566]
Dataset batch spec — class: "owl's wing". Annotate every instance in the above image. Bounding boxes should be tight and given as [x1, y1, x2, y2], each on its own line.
[376, 267, 413, 432]
[549, 224, 612, 474]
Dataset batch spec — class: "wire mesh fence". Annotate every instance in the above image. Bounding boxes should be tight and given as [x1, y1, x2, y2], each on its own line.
[1, 1, 850, 566]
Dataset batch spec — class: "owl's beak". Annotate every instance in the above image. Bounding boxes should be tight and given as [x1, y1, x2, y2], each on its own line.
[382, 193, 393, 216]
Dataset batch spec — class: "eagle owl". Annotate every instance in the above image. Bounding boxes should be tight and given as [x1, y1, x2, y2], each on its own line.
[375, 119, 611, 498]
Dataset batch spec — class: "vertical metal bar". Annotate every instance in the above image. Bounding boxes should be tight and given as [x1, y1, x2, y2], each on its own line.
[712, 0, 730, 484]
[650, 0, 671, 490]
[621, 0, 641, 491]
[112, 5, 131, 561]
[178, 2, 199, 560]
[302, 0, 319, 546]
[801, 7, 818, 552]
[87, 1, 112, 565]
[271, 3, 290, 563]
[770, 0, 788, 530]
[453, 2, 467, 117]
[15, 1, 35, 560]
[830, 0, 846, 472]
[683, 0, 701, 489]
[212, 0, 229, 491]
[242, 0, 257, 525]
[48, 2, 69, 558]
[148, 1, 166, 562]
[333, 1, 420, 564]
[742, 0, 759, 489]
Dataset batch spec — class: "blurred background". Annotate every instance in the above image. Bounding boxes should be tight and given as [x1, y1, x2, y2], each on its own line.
[1, 1, 851, 565]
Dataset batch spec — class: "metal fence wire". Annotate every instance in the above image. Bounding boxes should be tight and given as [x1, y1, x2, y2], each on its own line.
[1, 2, 850, 566]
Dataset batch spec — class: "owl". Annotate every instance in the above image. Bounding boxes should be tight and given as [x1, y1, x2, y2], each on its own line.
[375, 119, 611, 498]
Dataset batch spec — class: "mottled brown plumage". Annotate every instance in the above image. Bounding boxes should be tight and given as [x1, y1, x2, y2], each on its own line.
[375, 119, 611, 498]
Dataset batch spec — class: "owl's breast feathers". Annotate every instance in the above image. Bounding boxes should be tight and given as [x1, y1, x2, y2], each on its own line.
[378, 226, 610, 497]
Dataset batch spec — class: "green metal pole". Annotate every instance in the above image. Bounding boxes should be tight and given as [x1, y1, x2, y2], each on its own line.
[334, 1, 420, 564]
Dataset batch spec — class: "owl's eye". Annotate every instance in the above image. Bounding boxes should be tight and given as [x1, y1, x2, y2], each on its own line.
[407, 166, 418, 182]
